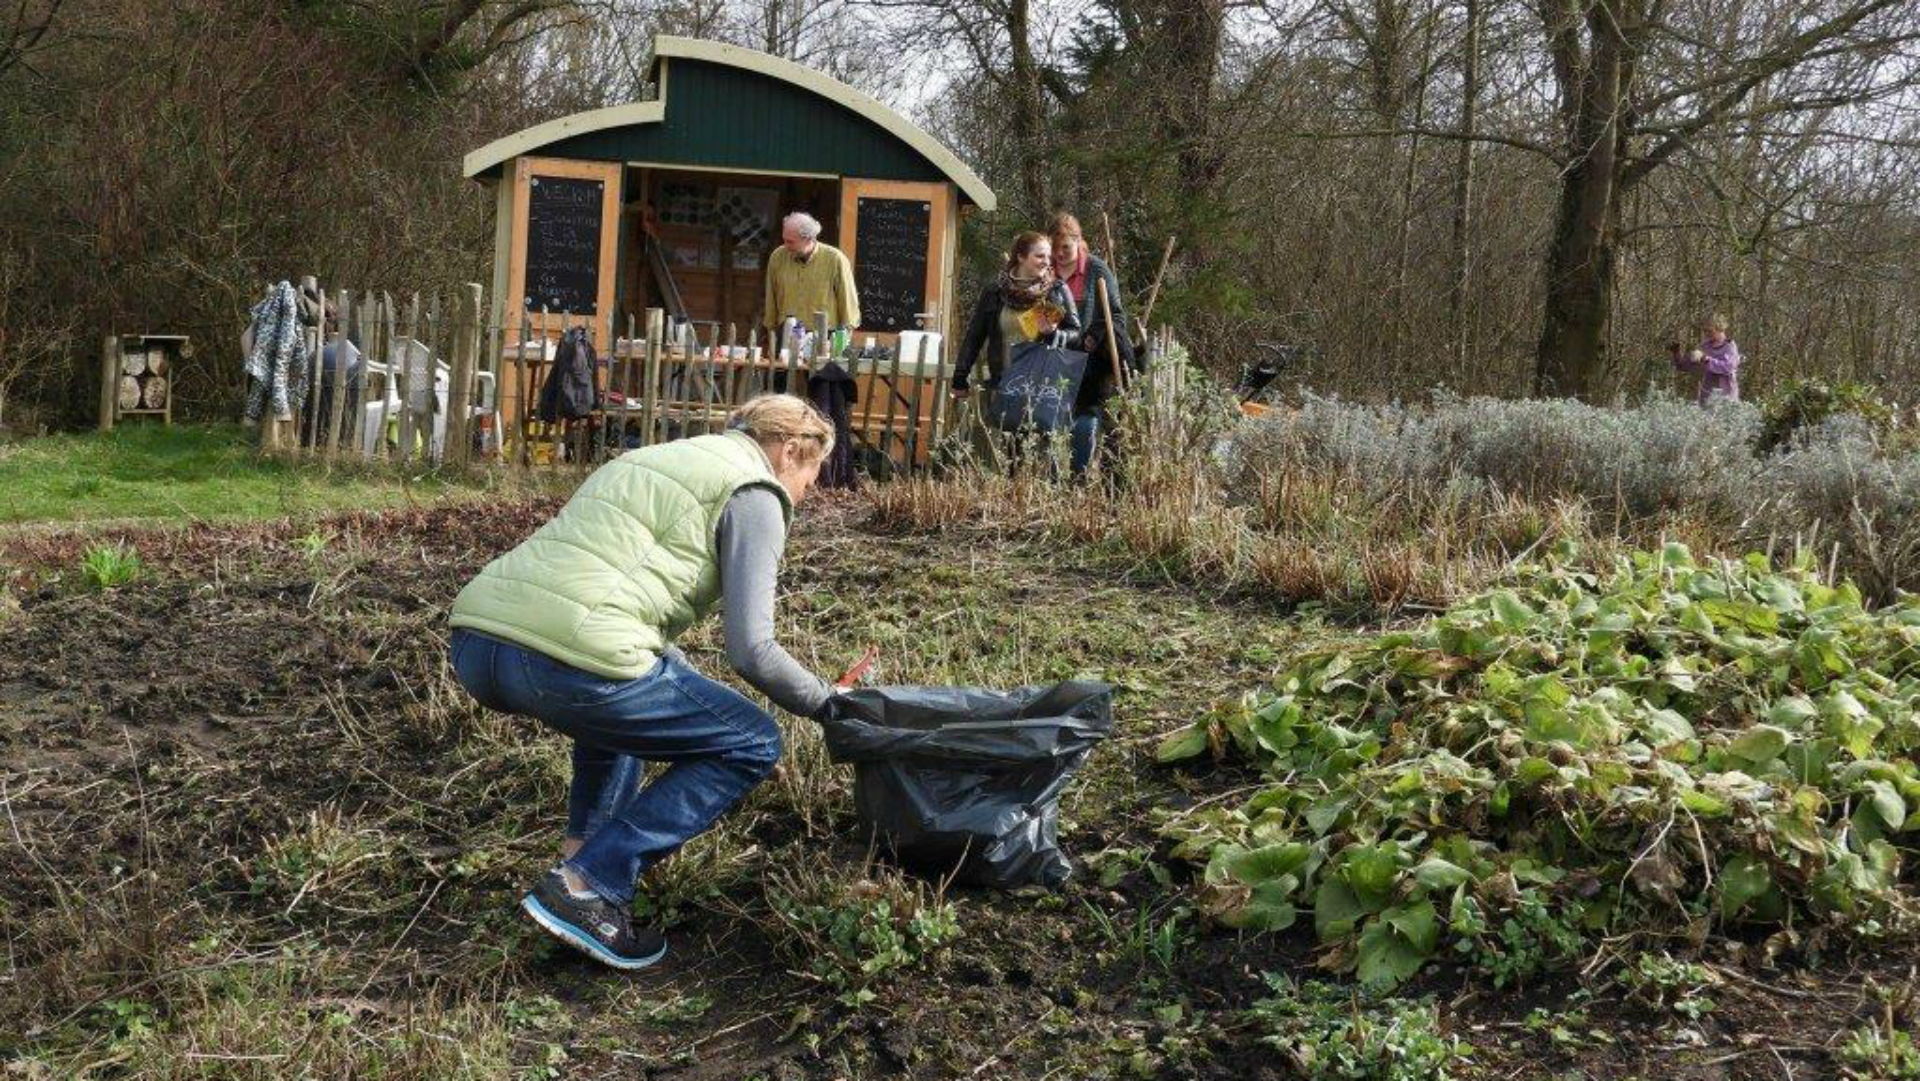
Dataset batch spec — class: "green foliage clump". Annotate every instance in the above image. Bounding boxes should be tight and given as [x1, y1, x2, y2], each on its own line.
[1618, 951, 1718, 1020]
[1248, 975, 1471, 1080]
[771, 877, 961, 1008]
[1159, 542, 1920, 989]
[1761, 378, 1897, 453]
[78, 543, 142, 590]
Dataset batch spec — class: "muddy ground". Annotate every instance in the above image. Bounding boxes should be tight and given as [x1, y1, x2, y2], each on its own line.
[2, 497, 1914, 1079]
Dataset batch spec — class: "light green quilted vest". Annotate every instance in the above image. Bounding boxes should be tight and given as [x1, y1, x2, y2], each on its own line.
[449, 431, 791, 678]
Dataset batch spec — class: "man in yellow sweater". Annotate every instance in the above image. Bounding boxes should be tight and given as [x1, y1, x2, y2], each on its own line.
[763, 212, 860, 346]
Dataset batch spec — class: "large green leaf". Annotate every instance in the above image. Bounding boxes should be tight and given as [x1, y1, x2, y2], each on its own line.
[1767, 696, 1818, 731]
[1866, 781, 1907, 832]
[1221, 879, 1298, 932]
[1411, 857, 1474, 891]
[1727, 725, 1792, 765]
[1342, 843, 1402, 905]
[1642, 708, 1696, 747]
[1490, 590, 1538, 632]
[1823, 690, 1884, 759]
[1356, 904, 1439, 989]
[1227, 842, 1313, 885]
[1381, 900, 1441, 953]
[1719, 853, 1772, 918]
[1154, 725, 1209, 763]
[1313, 879, 1376, 942]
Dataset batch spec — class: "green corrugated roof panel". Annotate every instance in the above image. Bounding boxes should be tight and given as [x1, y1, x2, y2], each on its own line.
[544, 60, 945, 184]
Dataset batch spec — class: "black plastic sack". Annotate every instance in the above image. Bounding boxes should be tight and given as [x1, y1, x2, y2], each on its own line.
[988, 340, 1088, 433]
[819, 680, 1113, 889]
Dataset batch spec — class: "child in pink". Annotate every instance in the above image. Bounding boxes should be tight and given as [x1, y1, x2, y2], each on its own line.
[1671, 313, 1741, 404]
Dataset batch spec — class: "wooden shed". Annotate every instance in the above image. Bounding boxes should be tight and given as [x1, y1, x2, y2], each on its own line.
[463, 35, 996, 351]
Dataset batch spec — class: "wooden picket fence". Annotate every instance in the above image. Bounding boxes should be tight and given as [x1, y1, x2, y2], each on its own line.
[260, 281, 960, 474]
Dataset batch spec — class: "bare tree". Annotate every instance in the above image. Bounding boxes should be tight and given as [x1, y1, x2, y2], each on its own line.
[1529, 0, 1920, 397]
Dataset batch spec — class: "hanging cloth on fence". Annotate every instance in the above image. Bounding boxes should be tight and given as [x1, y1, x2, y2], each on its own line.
[243, 281, 310, 424]
[805, 360, 859, 490]
[537, 327, 598, 422]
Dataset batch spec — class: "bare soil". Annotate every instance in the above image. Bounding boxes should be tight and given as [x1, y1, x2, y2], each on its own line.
[2, 498, 1913, 1079]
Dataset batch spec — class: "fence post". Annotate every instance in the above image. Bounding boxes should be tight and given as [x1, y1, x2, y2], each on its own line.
[447, 284, 480, 467]
[302, 279, 326, 457]
[721, 323, 739, 414]
[882, 336, 905, 472]
[642, 308, 663, 446]
[928, 322, 953, 455]
[512, 312, 530, 469]
[326, 289, 351, 461]
[97, 334, 119, 432]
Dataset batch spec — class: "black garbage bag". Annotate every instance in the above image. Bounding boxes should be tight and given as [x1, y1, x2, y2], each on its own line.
[819, 680, 1113, 889]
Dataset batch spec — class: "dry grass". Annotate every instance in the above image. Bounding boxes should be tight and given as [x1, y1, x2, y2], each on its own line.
[874, 361, 1633, 620]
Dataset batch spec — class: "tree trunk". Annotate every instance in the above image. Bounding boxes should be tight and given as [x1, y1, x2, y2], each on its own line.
[1166, 0, 1227, 195]
[1533, 0, 1631, 399]
[1448, 0, 1481, 372]
[1535, 158, 1620, 398]
[1006, 0, 1047, 213]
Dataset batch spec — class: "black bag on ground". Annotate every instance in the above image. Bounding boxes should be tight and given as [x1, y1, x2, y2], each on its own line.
[819, 680, 1113, 889]
[987, 340, 1087, 433]
[537, 326, 598, 422]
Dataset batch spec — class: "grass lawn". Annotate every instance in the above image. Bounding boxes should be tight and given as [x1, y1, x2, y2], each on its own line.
[0, 423, 515, 525]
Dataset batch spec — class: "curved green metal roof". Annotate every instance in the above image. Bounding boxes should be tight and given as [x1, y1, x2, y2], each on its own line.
[464, 36, 995, 210]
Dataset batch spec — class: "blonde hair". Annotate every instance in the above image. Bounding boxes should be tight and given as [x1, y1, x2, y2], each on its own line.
[728, 394, 834, 462]
[1048, 211, 1083, 250]
[1704, 312, 1730, 333]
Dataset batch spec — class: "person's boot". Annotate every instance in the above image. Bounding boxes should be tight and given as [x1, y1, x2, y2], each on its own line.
[520, 869, 668, 971]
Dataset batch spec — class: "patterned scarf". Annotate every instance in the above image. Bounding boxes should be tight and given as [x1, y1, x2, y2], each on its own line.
[243, 281, 311, 424]
[998, 266, 1054, 311]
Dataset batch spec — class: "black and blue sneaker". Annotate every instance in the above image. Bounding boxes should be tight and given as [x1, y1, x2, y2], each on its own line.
[521, 869, 668, 971]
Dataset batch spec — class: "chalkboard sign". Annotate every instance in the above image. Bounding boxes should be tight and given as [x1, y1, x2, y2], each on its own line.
[523, 175, 604, 316]
[852, 197, 931, 333]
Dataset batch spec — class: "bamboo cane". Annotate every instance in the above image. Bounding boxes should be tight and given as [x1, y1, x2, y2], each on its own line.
[1139, 236, 1177, 332]
[1098, 277, 1127, 397]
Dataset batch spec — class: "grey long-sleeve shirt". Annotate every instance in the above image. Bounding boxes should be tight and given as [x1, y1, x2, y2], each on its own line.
[715, 486, 833, 717]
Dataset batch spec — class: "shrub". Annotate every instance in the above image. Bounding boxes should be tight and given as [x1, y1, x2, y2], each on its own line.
[1228, 393, 1920, 600]
[1229, 391, 1764, 524]
[1761, 378, 1898, 454]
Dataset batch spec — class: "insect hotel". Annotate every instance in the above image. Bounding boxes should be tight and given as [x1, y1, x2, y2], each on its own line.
[462, 35, 997, 468]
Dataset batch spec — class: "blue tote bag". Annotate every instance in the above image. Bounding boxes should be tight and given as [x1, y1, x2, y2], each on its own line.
[987, 339, 1088, 433]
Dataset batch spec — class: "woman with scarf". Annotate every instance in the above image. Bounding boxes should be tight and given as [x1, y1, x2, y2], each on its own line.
[950, 231, 1081, 404]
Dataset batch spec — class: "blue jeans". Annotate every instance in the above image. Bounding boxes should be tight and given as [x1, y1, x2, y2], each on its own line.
[1070, 412, 1100, 475]
[449, 629, 782, 905]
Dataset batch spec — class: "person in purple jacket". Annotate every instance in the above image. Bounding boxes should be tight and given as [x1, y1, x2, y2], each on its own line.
[1670, 313, 1741, 404]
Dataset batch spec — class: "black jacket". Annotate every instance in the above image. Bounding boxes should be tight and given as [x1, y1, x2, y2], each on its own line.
[951, 279, 1081, 392]
[1068, 254, 1138, 411]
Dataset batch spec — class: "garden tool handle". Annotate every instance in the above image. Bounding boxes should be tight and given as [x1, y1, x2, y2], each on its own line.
[836, 645, 879, 690]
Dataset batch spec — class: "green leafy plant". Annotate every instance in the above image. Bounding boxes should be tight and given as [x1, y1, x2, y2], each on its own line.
[1082, 900, 1189, 974]
[1760, 378, 1896, 453]
[770, 874, 961, 1008]
[1841, 1024, 1920, 1079]
[1248, 975, 1471, 1080]
[78, 543, 142, 589]
[1618, 952, 1719, 1020]
[1840, 985, 1920, 1080]
[1159, 543, 1920, 989]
